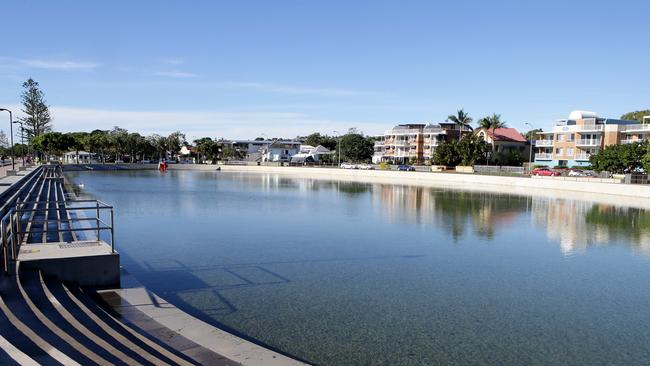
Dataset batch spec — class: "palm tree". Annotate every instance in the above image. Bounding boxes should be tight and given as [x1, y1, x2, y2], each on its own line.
[448, 109, 473, 137]
[478, 113, 507, 163]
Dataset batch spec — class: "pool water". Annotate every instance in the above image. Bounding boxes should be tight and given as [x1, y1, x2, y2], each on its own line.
[65, 170, 650, 365]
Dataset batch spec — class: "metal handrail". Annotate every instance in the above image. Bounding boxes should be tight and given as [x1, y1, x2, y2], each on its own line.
[1, 166, 117, 275]
[15, 199, 115, 253]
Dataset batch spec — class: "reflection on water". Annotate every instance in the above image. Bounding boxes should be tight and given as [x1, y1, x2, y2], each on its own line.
[65, 170, 650, 366]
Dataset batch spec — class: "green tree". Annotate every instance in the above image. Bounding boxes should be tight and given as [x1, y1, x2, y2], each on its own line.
[590, 142, 646, 173]
[65, 132, 89, 163]
[524, 128, 542, 141]
[448, 109, 473, 136]
[302, 132, 338, 151]
[457, 133, 489, 166]
[86, 130, 110, 163]
[18, 78, 52, 142]
[32, 132, 73, 160]
[166, 131, 186, 160]
[339, 132, 373, 162]
[432, 140, 461, 166]
[478, 113, 507, 162]
[621, 110, 650, 123]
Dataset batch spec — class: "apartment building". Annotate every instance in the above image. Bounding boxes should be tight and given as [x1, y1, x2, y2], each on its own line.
[373, 122, 468, 164]
[533, 110, 645, 167]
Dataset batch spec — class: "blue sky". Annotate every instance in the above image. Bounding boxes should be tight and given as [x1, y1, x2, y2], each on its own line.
[1, 0, 649, 139]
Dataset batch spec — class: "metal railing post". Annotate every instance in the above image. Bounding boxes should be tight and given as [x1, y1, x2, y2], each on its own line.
[1, 221, 7, 275]
[110, 208, 115, 253]
[96, 201, 100, 241]
[9, 213, 16, 260]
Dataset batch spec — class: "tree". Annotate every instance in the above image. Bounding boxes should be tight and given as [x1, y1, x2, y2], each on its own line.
[590, 141, 646, 173]
[193, 137, 223, 163]
[432, 140, 461, 166]
[18, 78, 52, 142]
[301, 132, 338, 151]
[339, 132, 373, 162]
[448, 109, 473, 136]
[478, 113, 507, 162]
[31, 132, 73, 159]
[524, 128, 542, 142]
[456, 134, 489, 166]
[166, 131, 186, 160]
[109, 127, 129, 161]
[65, 132, 88, 163]
[621, 110, 650, 123]
[86, 130, 110, 163]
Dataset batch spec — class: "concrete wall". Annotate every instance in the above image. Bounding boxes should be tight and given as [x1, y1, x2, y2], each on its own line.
[168, 164, 650, 202]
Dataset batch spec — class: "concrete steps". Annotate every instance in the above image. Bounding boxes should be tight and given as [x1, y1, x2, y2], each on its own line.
[0, 266, 235, 365]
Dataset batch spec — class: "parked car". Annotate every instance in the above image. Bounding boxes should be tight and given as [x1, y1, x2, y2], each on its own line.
[397, 165, 416, 171]
[568, 169, 590, 177]
[357, 163, 374, 170]
[340, 163, 356, 169]
[531, 168, 560, 176]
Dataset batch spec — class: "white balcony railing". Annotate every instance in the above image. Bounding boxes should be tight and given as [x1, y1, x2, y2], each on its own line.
[624, 124, 650, 133]
[535, 140, 553, 146]
[576, 139, 601, 146]
[577, 124, 604, 132]
[534, 153, 553, 160]
[621, 139, 645, 144]
[575, 154, 591, 161]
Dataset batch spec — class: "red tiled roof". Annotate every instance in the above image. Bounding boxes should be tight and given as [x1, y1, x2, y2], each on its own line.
[485, 128, 527, 143]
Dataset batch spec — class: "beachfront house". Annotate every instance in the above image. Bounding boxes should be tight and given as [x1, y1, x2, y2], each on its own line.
[290, 145, 332, 164]
[474, 127, 531, 162]
[261, 141, 301, 162]
[533, 110, 644, 168]
[63, 151, 97, 164]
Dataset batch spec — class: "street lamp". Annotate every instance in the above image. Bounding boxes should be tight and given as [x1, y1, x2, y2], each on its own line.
[333, 130, 341, 166]
[524, 122, 535, 171]
[0, 108, 14, 170]
[13, 120, 25, 165]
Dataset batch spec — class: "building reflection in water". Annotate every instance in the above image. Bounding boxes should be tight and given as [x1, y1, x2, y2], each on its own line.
[329, 180, 650, 257]
[225, 174, 650, 257]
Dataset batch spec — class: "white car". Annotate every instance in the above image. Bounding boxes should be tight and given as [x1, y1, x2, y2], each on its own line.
[357, 163, 374, 170]
[568, 169, 588, 177]
[340, 163, 356, 169]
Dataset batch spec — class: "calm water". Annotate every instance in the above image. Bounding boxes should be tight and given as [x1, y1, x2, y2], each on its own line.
[65, 170, 650, 365]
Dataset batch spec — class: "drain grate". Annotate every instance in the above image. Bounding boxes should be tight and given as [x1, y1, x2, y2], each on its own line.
[58, 242, 101, 249]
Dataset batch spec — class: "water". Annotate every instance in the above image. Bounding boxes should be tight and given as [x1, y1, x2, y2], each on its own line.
[65, 170, 650, 365]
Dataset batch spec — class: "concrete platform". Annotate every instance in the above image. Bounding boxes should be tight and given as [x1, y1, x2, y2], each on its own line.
[98, 271, 306, 366]
[18, 241, 120, 287]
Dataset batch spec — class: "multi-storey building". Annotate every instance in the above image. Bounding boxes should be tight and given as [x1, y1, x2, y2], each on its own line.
[533, 110, 646, 167]
[372, 122, 468, 164]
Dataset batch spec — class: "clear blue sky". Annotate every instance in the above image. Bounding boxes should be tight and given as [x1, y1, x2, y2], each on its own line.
[1, 0, 649, 139]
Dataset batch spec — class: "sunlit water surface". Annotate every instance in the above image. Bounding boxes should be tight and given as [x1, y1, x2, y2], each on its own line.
[65, 170, 650, 365]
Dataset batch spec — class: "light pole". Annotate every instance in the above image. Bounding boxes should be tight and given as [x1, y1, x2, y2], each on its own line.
[13, 121, 25, 165]
[0, 108, 14, 170]
[524, 122, 534, 172]
[333, 130, 341, 166]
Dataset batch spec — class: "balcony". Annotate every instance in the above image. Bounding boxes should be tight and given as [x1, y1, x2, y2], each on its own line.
[534, 153, 553, 160]
[575, 154, 591, 161]
[621, 139, 645, 144]
[535, 140, 553, 147]
[576, 139, 601, 146]
[576, 124, 604, 132]
[374, 141, 384, 147]
[623, 124, 650, 133]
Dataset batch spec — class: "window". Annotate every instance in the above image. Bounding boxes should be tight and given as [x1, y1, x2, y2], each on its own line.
[556, 134, 565, 142]
[555, 148, 563, 155]
[568, 133, 575, 142]
[567, 148, 574, 156]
